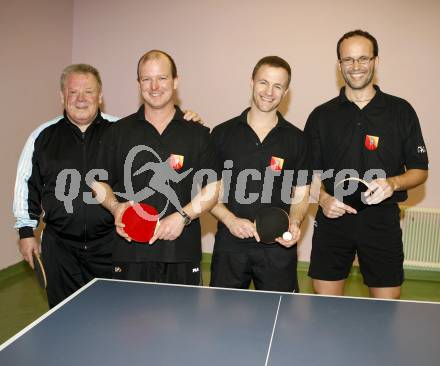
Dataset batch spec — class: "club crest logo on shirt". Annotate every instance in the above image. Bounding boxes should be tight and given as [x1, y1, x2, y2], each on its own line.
[364, 135, 379, 151]
[169, 154, 184, 170]
[270, 156, 284, 172]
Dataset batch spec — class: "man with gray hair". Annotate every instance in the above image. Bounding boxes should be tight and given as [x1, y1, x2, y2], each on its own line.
[14, 64, 117, 307]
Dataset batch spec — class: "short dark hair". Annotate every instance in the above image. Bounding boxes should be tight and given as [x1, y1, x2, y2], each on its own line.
[337, 29, 379, 59]
[137, 50, 177, 81]
[60, 64, 102, 90]
[252, 56, 291, 87]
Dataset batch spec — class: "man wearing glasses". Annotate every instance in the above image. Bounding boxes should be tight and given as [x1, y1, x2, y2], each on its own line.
[304, 30, 428, 299]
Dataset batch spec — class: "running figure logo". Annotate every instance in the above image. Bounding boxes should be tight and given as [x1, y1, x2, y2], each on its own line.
[116, 145, 192, 217]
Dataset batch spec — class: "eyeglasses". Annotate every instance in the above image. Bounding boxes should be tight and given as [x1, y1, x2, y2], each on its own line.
[339, 56, 375, 67]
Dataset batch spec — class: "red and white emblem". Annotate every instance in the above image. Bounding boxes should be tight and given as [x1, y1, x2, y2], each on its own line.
[169, 154, 184, 170]
[270, 156, 284, 172]
[364, 135, 379, 151]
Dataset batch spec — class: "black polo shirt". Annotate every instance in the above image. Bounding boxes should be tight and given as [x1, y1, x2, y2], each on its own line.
[100, 105, 220, 263]
[211, 108, 311, 250]
[304, 85, 428, 203]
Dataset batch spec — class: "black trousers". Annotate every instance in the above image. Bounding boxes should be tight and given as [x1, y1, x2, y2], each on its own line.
[210, 245, 298, 292]
[41, 229, 113, 308]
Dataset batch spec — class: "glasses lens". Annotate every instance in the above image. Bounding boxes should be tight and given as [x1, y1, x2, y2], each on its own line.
[341, 58, 353, 66]
[358, 57, 371, 65]
[341, 57, 373, 66]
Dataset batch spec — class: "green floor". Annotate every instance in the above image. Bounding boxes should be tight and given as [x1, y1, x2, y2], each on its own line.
[1, 258, 439, 344]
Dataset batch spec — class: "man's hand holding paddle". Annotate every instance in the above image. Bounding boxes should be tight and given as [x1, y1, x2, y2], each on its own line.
[19, 237, 40, 269]
[19, 237, 47, 288]
[110, 200, 134, 242]
[223, 214, 260, 242]
[92, 180, 220, 244]
[319, 189, 357, 218]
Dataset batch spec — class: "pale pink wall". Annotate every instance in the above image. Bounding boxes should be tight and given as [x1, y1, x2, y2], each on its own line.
[1, 0, 73, 269]
[72, 0, 440, 259]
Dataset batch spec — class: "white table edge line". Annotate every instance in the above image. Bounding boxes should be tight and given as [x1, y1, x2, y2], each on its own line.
[265, 295, 283, 366]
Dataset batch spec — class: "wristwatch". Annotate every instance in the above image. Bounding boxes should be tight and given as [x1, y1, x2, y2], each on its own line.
[179, 210, 192, 226]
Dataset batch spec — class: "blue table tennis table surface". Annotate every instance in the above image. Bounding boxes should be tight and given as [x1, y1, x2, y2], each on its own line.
[1, 278, 439, 366]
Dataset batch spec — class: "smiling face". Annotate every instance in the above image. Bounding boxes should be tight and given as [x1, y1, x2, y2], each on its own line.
[338, 36, 378, 91]
[60, 72, 102, 129]
[138, 55, 178, 111]
[251, 65, 289, 113]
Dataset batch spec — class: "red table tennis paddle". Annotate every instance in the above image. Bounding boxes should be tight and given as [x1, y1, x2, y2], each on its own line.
[32, 252, 47, 289]
[121, 203, 159, 243]
[255, 207, 291, 244]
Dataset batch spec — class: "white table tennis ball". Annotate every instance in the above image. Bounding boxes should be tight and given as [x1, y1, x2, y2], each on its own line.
[282, 232, 292, 241]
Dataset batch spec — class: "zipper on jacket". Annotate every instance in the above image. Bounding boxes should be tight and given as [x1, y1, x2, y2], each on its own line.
[81, 131, 88, 249]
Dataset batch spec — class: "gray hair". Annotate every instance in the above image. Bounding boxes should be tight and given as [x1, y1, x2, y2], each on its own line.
[60, 64, 102, 90]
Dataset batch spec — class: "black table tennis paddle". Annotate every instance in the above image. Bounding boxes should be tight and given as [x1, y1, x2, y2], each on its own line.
[333, 177, 371, 211]
[255, 207, 291, 244]
[32, 252, 47, 289]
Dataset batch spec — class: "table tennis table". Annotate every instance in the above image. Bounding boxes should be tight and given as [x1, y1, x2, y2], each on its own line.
[1, 278, 439, 365]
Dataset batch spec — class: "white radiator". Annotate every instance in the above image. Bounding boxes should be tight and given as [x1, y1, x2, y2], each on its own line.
[401, 207, 440, 270]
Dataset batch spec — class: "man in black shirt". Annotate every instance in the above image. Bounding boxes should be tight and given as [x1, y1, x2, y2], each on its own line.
[209, 56, 311, 292]
[304, 30, 429, 299]
[94, 50, 220, 285]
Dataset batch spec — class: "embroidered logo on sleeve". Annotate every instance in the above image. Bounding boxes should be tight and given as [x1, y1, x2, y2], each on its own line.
[270, 156, 284, 172]
[364, 135, 379, 151]
[169, 154, 184, 170]
[417, 145, 427, 153]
